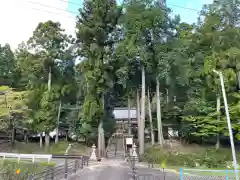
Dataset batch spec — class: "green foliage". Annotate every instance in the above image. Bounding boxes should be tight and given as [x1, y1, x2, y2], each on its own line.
[143, 147, 237, 168]
[75, 0, 122, 141]
[0, 44, 15, 86]
[0, 86, 30, 131]
[1, 0, 240, 151]
[179, 0, 240, 142]
[19, 21, 74, 135]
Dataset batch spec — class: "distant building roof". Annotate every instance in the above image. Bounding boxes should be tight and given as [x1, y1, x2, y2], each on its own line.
[113, 107, 137, 119]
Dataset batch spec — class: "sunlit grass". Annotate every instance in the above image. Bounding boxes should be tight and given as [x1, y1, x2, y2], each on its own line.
[11, 141, 91, 155]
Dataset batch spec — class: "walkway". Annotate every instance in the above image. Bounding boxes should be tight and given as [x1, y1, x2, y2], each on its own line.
[66, 159, 179, 180]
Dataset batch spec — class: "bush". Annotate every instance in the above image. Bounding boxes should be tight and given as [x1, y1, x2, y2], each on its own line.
[143, 147, 235, 169]
[165, 152, 199, 167]
[200, 148, 230, 168]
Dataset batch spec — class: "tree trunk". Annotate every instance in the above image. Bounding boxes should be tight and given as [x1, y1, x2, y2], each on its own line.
[101, 127, 105, 157]
[65, 130, 68, 141]
[43, 65, 52, 149]
[216, 95, 221, 150]
[128, 95, 131, 135]
[48, 66, 52, 91]
[9, 109, 14, 145]
[11, 127, 15, 145]
[40, 133, 43, 148]
[45, 132, 50, 149]
[55, 100, 62, 144]
[98, 94, 105, 157]
[136, 90, 141, 144]
[102, 94, 105, 157]
[23, 130, 28, 143]
[139, 66, 145, 155]
[98, 122, 104, 157]
[166, 88, 169, 104]
[156, 79, 164, 147]
[147, 87, 155, 145]
[238, 71, 240, 91]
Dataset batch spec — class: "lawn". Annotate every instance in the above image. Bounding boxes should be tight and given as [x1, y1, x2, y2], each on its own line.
[11, 141, 91, 155]
[142, 141, 240, 179]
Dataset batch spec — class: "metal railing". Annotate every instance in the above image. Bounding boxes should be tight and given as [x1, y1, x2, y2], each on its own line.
[180, 168, 240, 180]
[0, 152, 52, 163]
[30, 155, 89, 180]
[28, 159, 85, 180]
[0, 155, 89, 180]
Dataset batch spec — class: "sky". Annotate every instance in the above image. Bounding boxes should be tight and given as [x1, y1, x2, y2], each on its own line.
[0, 0, 213, 50]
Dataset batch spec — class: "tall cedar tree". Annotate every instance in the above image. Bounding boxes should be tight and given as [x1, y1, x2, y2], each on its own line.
[76, 0, 122, 154]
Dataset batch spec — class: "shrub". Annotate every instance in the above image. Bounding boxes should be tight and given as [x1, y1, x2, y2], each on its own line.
[200, 148, 229, 168]
[143, 147, 234, 168]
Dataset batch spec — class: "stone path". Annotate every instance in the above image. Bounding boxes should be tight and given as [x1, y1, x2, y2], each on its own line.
[66, 159, 179, 180]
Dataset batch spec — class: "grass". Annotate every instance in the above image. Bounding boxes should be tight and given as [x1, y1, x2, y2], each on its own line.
[183, 168, 240, 177]
[143, 141, 240, 178]
[155, 164, 240, 177]
[11, 141, 91, 155]
[0, 159, 55, 180]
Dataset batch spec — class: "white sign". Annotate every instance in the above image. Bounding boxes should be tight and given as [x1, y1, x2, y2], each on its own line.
[126, 138, 133, 145]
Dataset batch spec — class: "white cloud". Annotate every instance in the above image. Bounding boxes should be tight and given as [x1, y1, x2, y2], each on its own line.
[0, 0, 77, 50]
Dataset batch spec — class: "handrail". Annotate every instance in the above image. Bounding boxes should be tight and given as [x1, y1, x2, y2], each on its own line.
[0, 152, 52, 163]
[28, 157, 88, 180]
[0, 158, 89, 180]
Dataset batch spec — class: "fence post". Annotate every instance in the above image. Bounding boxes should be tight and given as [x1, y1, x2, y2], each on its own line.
[77, 159, 79, 170]
[44, 171, 47, 180]
[179, 168, 183, 180]
[226, 170, 229, 180]
[74, 159, 78, 173]
[50, 167, 54, 180]
[64, 154, 68, 179]
[131, 156, 137, 180]
[81, 157, 84, 169]
[28, 174, 33, 180]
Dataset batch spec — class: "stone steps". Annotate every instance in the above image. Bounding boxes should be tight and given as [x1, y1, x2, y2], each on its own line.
[107, 149, 125, 159]
[106, 135, 125, 160]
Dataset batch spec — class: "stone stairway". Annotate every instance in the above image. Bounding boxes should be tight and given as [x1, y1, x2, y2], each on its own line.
[106, 133, 125, 160]
[107, 149, 125, 159]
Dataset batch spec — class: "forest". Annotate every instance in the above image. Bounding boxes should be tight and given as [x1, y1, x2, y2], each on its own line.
[0, 0, 239, 156]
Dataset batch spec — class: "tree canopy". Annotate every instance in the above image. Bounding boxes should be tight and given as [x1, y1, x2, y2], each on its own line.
[1, 0, 240, 151]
